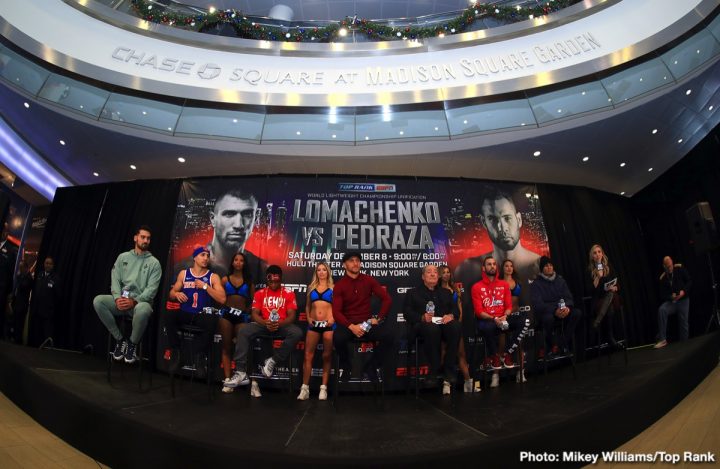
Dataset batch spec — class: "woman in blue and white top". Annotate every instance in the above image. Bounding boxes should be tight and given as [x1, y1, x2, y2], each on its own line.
[298, 261, 334, 401]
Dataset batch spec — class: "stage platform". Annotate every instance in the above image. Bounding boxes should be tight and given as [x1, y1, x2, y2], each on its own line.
[0, 334, 718, 468]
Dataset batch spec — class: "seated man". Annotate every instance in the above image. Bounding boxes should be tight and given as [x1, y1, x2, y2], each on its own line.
[225, 265, 302, 397]
[472, 256, 526, 384]
[530, 256, 582, 358]
[654, 256, 691, 349]
[332, 252, 393, 383]
[165, 246, 226, 370]
[404, 265, 461, 389]
[94, 226, 162, 364]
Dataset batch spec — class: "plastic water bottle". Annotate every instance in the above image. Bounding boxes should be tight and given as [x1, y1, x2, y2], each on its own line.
[558, 298, 566, 310]
[121, 287, 130, 299]
[360, 320, 372, 333]
[269, 309, 280, 322]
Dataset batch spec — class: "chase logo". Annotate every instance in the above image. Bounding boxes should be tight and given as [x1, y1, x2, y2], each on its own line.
[338, 183, 396, 193]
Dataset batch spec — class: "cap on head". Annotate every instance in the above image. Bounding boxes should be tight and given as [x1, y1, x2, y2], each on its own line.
[192, 245, 210, 258]
[539, 256, 552, 271]
[342, 251, 362, 263]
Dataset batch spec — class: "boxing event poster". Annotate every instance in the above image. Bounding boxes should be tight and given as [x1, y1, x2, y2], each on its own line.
[166, 176, 550, 319]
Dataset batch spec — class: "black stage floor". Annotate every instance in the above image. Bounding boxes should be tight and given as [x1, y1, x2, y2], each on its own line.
[1, 334, 718, 468]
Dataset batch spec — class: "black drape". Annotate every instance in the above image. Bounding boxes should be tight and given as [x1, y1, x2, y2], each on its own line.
[537, 185, 657, 346]
[36, 180, 181, 355]
[632, 127, 720, 339]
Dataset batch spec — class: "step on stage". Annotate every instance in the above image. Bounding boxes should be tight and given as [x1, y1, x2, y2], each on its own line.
[0, 333, 718, 468]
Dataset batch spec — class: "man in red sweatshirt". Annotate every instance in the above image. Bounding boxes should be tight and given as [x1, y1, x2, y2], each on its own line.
[332, 252, 393, 382]
[471, 256, 520, 372]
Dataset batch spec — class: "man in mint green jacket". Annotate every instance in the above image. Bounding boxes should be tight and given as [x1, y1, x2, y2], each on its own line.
[94, 226, 162, 364]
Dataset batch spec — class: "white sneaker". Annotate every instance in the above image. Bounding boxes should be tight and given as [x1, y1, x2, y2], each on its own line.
[442, 380, 451, 395]
[297, 384, 310, 400]
[225, 371, 249, 388]
[653, 340, 668, 349]
[474, 380, 482, 392]
[490, 372, 500, 388]
[318, 385, 328, 401]
[221, 386, 234, 394]
[250, 380, 262, 398]
[463, 378, 473, 393]
[516, 369, 527, 383]
[261, 357, 276, 377]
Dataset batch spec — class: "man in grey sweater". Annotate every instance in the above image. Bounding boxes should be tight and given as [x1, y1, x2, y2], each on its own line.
[94, 226, 162, 363]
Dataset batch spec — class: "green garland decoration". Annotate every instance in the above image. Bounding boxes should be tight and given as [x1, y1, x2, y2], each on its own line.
[130, 0, 578, 43]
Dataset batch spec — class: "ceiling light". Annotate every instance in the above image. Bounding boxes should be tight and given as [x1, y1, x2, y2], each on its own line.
[533, 151, 541, 157]
[639, 78, 643, 82]
[557, 109, 562, 113]
[399, 131, 404, 135]
[463, 119, 468, 124]
[23, 102, 29, 109]
[525, 193, 531, 198]
[167, 127, 172, 131]
[142, 111, 147, 115]
[209, 6, 216, 13]
[79, 105, 84, 109]
[685, 89, 692, 96]
[59, 140, 65, 146]
[177, 157, 186, 163]
[620, 191, 625, 195]
[130, 164, 137, 170]
[332, 134, 337, 139]
[296, 131, 301, 135]
[652, 129, 658, 134]
[709, 105, 714, 111]
[338, 28, 348, 37]
[620, 162, 626, 167]
[581, 91, 586, 95]
[232, 118, 238, 123]
[93, 172, 99, 177]
[434, 127, 439, 131]
[678, 138, 683, 143]
[582, 156, 589, 162]
[648, 167, 653, 172]
[365, 136, 369, 140]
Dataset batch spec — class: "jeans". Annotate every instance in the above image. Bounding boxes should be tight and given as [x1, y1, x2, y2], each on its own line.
[657, 298, 689, 341]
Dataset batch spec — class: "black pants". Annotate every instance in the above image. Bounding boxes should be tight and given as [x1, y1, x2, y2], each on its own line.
[477, 311, 529, 356]
[164, 310, 217, 353]
[537, 308, 582, 351]
[410, 321, 461, 379]
[333, 322, 394, 372]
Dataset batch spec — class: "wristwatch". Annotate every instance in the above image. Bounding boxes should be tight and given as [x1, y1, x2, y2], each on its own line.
[202, 283, 208, 290]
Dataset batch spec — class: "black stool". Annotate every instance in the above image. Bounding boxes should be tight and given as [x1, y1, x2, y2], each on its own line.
[106, 315, 152, 392]
[538, 319, 578, 379]
[246, 333, 295, 395]
[591, 302, 629, 366]
[170, 323, 217, 400]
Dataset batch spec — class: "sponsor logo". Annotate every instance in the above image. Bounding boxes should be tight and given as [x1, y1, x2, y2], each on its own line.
[337, 182, 396, 193]
[396, 287, 412, 294]
[357, 342, 375, 352]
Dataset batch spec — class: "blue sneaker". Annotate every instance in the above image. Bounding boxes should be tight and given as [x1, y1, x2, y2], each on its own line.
[124, 342, 138, 364]
[112, 340, 127, 361]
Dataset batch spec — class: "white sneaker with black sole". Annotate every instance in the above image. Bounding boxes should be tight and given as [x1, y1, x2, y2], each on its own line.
[318, 385, 328, 401]
[225, 371, 249, 388]
[297, 384, 310, 400]
[261, 357, 276, 378]
[250, 380, 262, 398]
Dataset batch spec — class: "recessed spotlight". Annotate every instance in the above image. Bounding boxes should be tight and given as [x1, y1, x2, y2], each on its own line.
[709, 105, 714, 111]
[167, 127, 172, 131]
[652, 129, 658, 134]
[648, 167, 653, 172]
[520, 123, 526, 126]
[639, 78, 643, 82]
[142, 111, 147, 115]
[463, 120, 468, 125]
[93, 172, 99, 177]
[581, 91, 586, 96]
[620, 162, 626, 167]
[533, 151, 541, 157]
[674, 60, 678, 65]
[399, 131, 404, 135]
[685, 89, 692, 96]
[434, 127, 439, 131]
[130, 164, 137, 170]
[23, 102, 29, 109]
[678, 138, 683, 143]
[232, 118, 238, 123]
[365, 136, 369, 140]
[582, 156, 589, 162]
[557, 109, 562, 113]
[332, 134, 337, 139]
[59, 140, 66, 146]
[79, 105, 84, 109]
[296, 131, 301, 135]
[178, 157, 186, 163]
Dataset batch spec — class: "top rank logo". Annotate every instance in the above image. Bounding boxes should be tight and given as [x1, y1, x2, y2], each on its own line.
[338, 183, 396, 193]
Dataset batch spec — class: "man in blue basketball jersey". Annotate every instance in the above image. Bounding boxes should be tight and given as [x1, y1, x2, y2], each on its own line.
[165, 246, 226, 370]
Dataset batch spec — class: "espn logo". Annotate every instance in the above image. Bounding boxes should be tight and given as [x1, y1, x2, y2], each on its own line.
[396, 365, 429, 376]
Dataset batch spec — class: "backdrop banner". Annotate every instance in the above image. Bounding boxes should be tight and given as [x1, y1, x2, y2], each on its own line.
[162, 176, 550, 388]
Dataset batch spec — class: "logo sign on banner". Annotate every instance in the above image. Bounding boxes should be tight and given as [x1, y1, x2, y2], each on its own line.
[165, 176, 550, 319]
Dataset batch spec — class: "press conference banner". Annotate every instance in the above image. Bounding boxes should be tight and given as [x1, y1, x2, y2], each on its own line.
[167, 176, 550, 314]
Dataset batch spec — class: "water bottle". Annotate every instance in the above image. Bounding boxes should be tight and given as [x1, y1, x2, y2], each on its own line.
[360, 319, 372, 333]
[425, 301, 435, 316]
[121, 287, 130, 299]
[558, 298, 566, 310]
[501, 320, 510, 330]
[269, 309, 280, 322]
